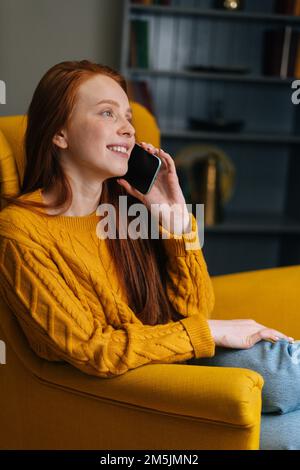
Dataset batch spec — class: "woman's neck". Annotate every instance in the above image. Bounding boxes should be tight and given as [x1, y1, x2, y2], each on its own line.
[41, 186, 102, 216]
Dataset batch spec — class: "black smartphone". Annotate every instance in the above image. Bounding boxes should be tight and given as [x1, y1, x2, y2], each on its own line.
[123, 143, 162, 194]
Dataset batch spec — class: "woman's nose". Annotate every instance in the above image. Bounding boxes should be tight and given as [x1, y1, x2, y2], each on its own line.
[118, 119, 135, 137]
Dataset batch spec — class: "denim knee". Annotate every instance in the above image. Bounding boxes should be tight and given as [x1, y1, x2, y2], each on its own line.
[260, 409, 300, 450]
[186, 339, 300, 414]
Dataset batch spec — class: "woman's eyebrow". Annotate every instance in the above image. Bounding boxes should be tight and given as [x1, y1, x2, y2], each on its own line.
[95, 99, 132, 115]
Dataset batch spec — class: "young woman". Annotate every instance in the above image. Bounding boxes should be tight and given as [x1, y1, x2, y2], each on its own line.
[0, 60, 295, 386]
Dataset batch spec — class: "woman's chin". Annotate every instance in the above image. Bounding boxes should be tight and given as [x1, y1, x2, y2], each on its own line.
[104, 170, 128, 182]
[114, 166, 128, 177]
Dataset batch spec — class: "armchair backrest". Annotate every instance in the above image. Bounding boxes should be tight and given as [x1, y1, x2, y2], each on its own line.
[0, 101, 160, 202]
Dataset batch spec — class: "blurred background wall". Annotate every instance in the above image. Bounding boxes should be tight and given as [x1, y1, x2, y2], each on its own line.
[0, 0, 123, 115]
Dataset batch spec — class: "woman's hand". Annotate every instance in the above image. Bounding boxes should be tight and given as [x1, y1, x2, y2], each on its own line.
[116, 142, 191, 235]
[207, 319, 294, 349]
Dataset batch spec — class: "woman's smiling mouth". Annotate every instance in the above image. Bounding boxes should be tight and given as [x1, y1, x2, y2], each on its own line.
[107, 145, 129, 158]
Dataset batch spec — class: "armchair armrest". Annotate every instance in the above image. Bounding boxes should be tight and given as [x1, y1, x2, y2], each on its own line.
[40, 360, 263, 427]
[211, 265, 300, 338]
[34, 359, 263, 449]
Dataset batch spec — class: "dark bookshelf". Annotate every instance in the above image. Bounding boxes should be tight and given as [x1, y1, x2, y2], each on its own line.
[204, 213, 300, 235]
[121, 0, 300, 275]
[161, 130, 300, 145]
[131, 4, 300, 24]
[129, 67, 296, 85]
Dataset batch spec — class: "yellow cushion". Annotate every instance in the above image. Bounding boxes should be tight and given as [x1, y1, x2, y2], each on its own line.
[0, 129, 20, 208]
[0, 115, 27, 187]
[131, 101, 160, 149]
[212, 265, 300, 338]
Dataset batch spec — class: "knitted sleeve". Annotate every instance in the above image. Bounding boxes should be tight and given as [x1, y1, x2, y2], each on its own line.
[160, 213, 215, 319]
[0, 235, 215, 378]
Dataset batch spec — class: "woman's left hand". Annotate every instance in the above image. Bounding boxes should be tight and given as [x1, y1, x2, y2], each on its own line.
[116, 142, 191, 235]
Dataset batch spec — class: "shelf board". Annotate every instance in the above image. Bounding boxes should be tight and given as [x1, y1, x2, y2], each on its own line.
[203, 213, 300, 235]
[129, 67, 295, 85]
[130, 4, 300, 24]
[161, 129, 300, 144]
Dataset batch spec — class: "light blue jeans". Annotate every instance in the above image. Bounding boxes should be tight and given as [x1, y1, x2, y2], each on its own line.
[186, 339, 300, 449]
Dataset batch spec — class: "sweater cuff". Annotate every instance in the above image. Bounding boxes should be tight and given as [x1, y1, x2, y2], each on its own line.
[159, 213, 201, 257]
[180, 315, 215, 359]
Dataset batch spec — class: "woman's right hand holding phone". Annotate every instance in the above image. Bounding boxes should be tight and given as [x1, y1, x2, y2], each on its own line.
[117, 142, 191, 235]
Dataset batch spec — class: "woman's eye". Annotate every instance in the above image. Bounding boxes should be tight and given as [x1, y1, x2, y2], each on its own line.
[101, 110, 114, 117]
[100, 110, 133, 124]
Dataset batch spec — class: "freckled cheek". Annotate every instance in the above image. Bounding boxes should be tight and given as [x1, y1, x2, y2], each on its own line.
[68, 122, 106, 153]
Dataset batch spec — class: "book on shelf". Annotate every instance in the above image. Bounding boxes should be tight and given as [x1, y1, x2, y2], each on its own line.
[131, 0, 153, 4]
[262, 27, 300, 78]
[152, 0, 172, 4]
[275, 0, 300, 15]
[127, 79, 156, 116]
[129, 19, 149, 68]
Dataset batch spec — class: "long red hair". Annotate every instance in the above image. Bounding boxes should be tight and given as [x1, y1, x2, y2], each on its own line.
[0, 60, 181, 325]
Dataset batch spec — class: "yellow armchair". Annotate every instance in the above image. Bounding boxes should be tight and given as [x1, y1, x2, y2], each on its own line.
[0, 102, 297, 450]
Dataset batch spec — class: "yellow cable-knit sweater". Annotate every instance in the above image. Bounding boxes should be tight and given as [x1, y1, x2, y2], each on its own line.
[0, 188, 215, 378]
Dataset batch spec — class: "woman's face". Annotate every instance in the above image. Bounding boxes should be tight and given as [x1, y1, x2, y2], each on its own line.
[54, 74, 136, 181]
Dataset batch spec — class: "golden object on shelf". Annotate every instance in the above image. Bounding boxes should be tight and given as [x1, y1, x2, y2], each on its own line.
[215, 0, 244, 11]
[174, 144, 236, 226]
[224, 0, 239, 10]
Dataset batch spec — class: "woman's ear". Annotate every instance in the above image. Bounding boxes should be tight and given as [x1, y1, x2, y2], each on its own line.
[52, 129, 68, 149]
